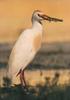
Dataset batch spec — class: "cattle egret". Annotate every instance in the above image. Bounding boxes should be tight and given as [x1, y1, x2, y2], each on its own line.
[7, 10, 63, 87]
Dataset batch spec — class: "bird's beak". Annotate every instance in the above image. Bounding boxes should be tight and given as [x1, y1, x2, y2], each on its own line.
[40, 14, 63, 22]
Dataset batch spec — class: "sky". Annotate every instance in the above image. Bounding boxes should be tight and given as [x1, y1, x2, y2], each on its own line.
[0, 0, 70, 43]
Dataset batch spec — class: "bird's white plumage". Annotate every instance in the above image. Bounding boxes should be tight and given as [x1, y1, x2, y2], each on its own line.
[8, 21, 43, 82]
[7, 10, 63, 85]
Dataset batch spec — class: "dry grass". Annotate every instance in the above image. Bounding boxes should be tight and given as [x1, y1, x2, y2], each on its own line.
[0, 68, 70, 87]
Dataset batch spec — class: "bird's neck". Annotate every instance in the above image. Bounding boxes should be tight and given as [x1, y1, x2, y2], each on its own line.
[32, 20, 43, 33]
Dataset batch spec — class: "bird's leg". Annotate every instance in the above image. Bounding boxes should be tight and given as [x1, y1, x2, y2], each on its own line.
[16, 69, 27, 87]
[20, 69, 27, 87]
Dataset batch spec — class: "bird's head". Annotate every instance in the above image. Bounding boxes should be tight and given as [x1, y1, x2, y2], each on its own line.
[32, 10, 63, 24]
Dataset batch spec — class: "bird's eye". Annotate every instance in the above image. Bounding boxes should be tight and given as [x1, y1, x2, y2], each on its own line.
[38, 14, 41, 17]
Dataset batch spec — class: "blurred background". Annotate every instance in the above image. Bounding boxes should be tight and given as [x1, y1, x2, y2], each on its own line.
[0, 0, 69, 43]
[0, 0, 70, 99]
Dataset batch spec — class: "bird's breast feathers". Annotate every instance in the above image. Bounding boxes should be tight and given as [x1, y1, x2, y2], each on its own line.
[32, 33, 42, 52]
[14, 29, 42, 53]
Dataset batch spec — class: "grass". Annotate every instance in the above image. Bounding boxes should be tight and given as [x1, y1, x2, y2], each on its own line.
[0, 73, 70, 100]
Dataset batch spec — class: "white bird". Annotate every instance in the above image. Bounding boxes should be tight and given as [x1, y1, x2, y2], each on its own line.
[7, 10, 63, 87]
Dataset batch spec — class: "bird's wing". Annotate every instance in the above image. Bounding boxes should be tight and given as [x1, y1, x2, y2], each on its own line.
[8, 29, 35, 77]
